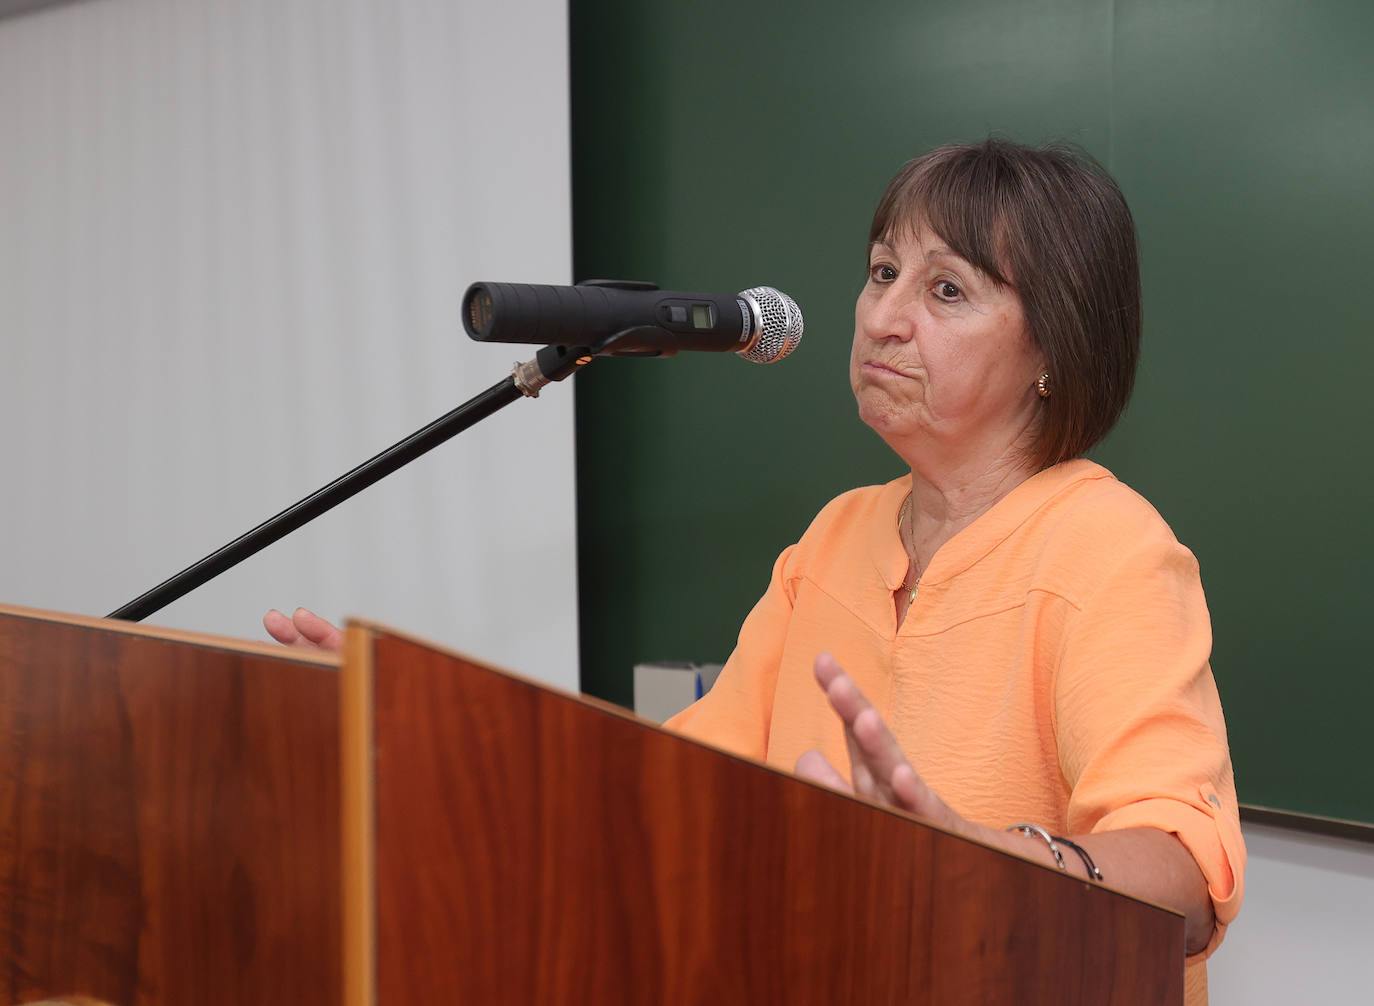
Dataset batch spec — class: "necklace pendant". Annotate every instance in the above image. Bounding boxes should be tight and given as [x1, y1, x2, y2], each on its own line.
[908, 584, 919, 604]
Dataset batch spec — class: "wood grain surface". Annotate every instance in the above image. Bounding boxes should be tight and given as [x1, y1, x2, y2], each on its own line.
[0, 605, 1186, 1003]
[0, 607, 342, 1005]
[366, 628, 1185, 1005]
[340, 626, 375, 1006]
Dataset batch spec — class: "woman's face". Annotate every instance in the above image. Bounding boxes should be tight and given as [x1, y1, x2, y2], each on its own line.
[850, 223, 1045, 468]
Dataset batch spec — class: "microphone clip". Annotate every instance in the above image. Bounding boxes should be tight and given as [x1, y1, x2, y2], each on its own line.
[512, 344, 596, 398]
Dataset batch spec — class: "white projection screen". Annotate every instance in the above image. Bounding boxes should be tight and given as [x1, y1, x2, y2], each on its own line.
[0, 0, 579, 690]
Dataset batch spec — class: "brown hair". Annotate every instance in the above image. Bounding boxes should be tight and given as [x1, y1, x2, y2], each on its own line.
[868, 139, 1141, 468]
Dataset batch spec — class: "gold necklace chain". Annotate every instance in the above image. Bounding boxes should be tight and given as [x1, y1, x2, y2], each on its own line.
[897, 495, 922, 603]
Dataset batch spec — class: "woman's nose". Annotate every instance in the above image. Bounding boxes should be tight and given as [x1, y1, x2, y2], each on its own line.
[860, 288, 916, 342]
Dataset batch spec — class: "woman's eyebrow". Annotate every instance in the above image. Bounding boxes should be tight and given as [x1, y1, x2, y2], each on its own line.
[924, 246, 963, 263]
[927, 246, 997, 280]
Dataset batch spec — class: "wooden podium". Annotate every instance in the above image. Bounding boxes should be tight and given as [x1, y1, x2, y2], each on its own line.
[0, 604, 1183, 1004]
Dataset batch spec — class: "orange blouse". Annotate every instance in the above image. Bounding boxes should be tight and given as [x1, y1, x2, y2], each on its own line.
[667, 459, 1244, 1003]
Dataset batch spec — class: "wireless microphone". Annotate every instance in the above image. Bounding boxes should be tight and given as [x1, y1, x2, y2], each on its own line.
[462, 280, 803, 363]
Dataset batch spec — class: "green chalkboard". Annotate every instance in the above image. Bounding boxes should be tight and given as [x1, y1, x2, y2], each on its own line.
[571, 0, 1374, 825]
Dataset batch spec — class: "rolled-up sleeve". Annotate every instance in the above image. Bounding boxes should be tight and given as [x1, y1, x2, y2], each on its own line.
[1052, 516, 1245, 960]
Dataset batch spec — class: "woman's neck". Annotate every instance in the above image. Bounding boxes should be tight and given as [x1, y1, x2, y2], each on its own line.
[903, 450, 1041, 571]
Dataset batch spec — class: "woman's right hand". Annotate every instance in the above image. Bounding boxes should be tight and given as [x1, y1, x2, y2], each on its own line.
[263, 607, 344, 653]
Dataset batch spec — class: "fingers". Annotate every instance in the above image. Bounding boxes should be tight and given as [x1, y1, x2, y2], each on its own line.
[814, 653, 911, 794]
[263, 607, 344, 653]
[889, 763, 925, 811]
[291, 607, 344, 652]
[794, 749, 853, 793]
[849, 704, 912, 794]
[813, 652, 878, 727]
[264, 608, 303, 646]
[812, 651, 939, 816]
[809, 652, 969, 833]
[812, 650, 847, 691]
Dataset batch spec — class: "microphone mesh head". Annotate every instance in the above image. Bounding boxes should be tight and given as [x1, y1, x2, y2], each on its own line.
[739, 287, 803, 364]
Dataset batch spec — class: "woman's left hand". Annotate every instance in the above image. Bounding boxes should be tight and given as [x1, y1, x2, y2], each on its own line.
[795, 654, 1218, 954]
[794, 652, 973, 839]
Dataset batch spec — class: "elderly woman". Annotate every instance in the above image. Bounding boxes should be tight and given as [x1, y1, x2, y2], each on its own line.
[268, 139, 1244, 1003]
[664, 140, 1244, 1004]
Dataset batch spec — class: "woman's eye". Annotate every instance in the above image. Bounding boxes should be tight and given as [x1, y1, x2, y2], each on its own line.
[934, 280, 962, 301]
[869, 263, 897, 283]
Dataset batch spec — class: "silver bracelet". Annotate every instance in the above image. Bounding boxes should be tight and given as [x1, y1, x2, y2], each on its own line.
[1006, 822, 1066, 871]
[1053, 835, 1104, 882]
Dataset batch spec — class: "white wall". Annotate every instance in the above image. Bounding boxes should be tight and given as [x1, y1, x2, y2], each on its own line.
[0, 0, 579, 689]
[1209, 823, 1374, 1003]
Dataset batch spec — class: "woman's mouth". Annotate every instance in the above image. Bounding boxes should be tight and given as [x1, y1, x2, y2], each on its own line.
[863, 360, 907, 378]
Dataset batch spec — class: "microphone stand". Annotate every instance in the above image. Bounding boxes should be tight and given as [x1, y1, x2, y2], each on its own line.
[107, 344, 593, 623]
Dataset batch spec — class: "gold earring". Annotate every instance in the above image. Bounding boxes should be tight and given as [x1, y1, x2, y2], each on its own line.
[1036, 373, 1051, 399]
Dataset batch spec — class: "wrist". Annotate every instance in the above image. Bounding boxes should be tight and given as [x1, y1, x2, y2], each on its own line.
[1000, 824, 1103, 882]
[1004, 822, 1068, 871]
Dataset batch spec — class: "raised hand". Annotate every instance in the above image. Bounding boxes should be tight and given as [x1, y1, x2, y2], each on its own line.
[263, 606, 344, 653]
[795, 652, 968, 836]
[794, 652, 1217, 953]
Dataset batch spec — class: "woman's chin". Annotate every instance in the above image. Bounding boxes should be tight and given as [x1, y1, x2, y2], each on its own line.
[857, 401, 924, 448]
[857, 388, 910, 425]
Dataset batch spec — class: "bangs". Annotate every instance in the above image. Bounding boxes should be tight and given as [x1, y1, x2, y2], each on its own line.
[868, 146, 1018, 289]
